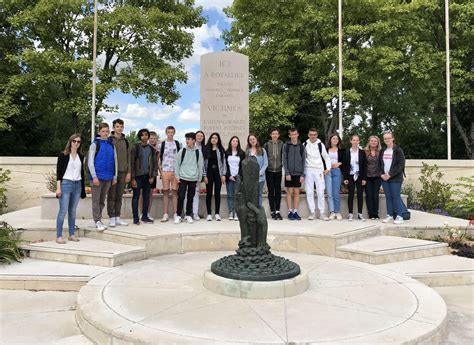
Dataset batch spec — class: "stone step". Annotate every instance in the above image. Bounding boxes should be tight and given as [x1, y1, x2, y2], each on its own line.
[21, 238, 146, 267]
[52, 335, 94, 345]
[380, 255, 474, 287]
[0, 258, 111, 291]
[335, 236, 448, 264]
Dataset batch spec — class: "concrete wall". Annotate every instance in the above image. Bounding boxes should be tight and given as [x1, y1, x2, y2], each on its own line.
[1, 157, 472, 213]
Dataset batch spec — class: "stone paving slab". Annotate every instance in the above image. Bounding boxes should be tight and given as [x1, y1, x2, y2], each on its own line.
[0, 258, 112, 290]
[336, 235, 448, 264]
[380, 255, 474, 286]
[21, 237, 146, 267]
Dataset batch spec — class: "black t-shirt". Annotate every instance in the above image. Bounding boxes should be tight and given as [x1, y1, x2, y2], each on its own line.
[208, 149, 218, 167]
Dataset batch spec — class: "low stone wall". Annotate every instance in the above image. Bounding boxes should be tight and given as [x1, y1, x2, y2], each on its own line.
[0, 157, 56, 214]
[41, 193, 407, 220]
[1, 156, 471, 213]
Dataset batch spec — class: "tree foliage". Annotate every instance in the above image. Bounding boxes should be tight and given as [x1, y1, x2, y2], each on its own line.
[0, 0, 204, 155]
[224, 0, 473, 158]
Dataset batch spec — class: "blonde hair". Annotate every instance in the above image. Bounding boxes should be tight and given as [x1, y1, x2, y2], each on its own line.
[364, 135, 381, 152]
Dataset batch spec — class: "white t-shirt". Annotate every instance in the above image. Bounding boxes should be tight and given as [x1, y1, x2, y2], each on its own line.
[383, 148, 393, 174]
[350, 149, 359, 178]
[63, 155, 82, 181]
[162, 141, 178, 172]
[328, 150, 338, 165]
[227, 153, 240, 177]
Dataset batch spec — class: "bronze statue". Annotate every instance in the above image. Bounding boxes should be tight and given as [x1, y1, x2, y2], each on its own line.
[211, 156, 300, 281]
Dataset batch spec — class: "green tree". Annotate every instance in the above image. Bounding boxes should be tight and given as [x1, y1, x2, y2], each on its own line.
[0, 0, 204, 155]
[224, 0, 473, 158]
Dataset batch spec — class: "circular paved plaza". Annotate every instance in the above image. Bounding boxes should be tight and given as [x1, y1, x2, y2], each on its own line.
[77, 251, 447, 344]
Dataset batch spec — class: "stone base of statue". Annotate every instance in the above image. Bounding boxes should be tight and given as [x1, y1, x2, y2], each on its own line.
[211, 237, 300, 281]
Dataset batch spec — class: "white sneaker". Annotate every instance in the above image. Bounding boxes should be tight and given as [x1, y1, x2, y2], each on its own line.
[206, 215, 212, 221]
[358, 213, 366, 222]
[174, 216, 182, 224]
[215, 214, 222, 221]
[185, 216, 194, 224]
[228, 212, 233, 220]
[382, 216, 393, 223]
[147, 215, 154, 221]
[348, 214, 353, 221]
[193, 214, 200, 221]
[393, 216, 404, 224]
[329, 212, 336, 220]
[320, 214, 329, 221]
[109, 217, 116, 228]
[161, 214, 169, 222]
[233, 214, 239, 221]
[308, 212, 316, 220]
[336, 213, 342, 220]
[95, 221, 106, 231]
[115, 217, 128, 226]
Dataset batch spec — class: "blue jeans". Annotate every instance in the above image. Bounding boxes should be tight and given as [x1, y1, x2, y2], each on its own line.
[325, 168, 342, 213]
[227, 180, 236, 213]
[132, 175, 151, 222]
[56, 179, 82, 238]
[258, 180, 265, 207]
[382, 181, 403, 218]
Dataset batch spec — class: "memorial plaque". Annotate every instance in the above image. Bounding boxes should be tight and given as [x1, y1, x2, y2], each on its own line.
[200, 52, 249, 146]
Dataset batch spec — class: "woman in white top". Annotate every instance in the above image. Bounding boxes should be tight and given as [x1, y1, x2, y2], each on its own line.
[326, 133, 344, 220]
[55, 134, 86, 244]
[225, 136, 245, 220]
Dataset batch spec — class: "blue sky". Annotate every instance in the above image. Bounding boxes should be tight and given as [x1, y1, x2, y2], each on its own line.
[100, 1, 233, 142]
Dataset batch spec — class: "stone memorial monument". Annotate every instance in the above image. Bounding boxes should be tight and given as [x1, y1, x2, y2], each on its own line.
[200, 51, 249, 145]
[211, 157, 300, 281]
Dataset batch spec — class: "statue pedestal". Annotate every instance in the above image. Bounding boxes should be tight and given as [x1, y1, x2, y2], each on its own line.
[203, 270, 308, 299]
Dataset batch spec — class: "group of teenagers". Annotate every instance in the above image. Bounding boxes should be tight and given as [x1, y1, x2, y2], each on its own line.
[54, 119, 407, 244]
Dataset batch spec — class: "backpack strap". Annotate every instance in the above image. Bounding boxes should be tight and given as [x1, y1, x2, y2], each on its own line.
[195, 149, 199, 163]
[175, 140, 181, 151]
[318, 142, 327, 170]
[160, 141, 165, 159]
[94, 140, 101, 159]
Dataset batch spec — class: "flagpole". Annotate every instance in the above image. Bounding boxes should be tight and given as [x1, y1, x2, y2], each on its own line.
[91, 0, 98, 142]
[338, 0, 343, 139]
[445, 0, 451, 160]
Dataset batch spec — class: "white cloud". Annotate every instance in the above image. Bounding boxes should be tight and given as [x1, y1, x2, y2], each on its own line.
[183, 23, 222, 81]
[177, 103, 200, 123]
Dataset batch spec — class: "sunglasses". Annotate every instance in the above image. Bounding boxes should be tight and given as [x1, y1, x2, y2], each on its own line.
[72, 140, 81, 144]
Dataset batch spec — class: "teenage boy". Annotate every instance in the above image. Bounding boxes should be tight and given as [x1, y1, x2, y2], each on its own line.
[158, 126, 181, 222]
[88, 122, 117, 231]
[264, 128, 284, 220]
[282, 128, 305, 220]
[304, 128, 331, 221]
[146, 131, 160, 219]
[130, 129, 157, 225]
[174, 132, 204, 224]
[107, 118, 131, 227]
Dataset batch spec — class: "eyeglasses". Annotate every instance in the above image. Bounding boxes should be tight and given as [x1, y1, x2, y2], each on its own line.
[72, 140, 81, 144]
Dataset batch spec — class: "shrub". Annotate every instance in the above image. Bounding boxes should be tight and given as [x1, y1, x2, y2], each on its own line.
[416, 163, 452, 212]
[446, 176, 474, 220]
[0, 222, 24, 264]
[401, 182, 416, 208]
[45, 169, 57, 193]
[0, 168, 11, 214]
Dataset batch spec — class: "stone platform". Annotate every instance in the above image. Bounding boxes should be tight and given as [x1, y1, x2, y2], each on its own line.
[40, 193, 407, 219]
[76, 252, 447, 344]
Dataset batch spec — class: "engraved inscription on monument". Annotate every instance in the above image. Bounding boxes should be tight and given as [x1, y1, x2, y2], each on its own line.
[200, 52, 249, 145]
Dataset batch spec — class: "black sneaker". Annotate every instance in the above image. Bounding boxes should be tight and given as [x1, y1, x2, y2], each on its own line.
[271, 212, 276, 219]
[141, 217, 154, 224]
[275, 212, 283, 220]
[133, 220, 140, 225]
[293, 212, 302, 221]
